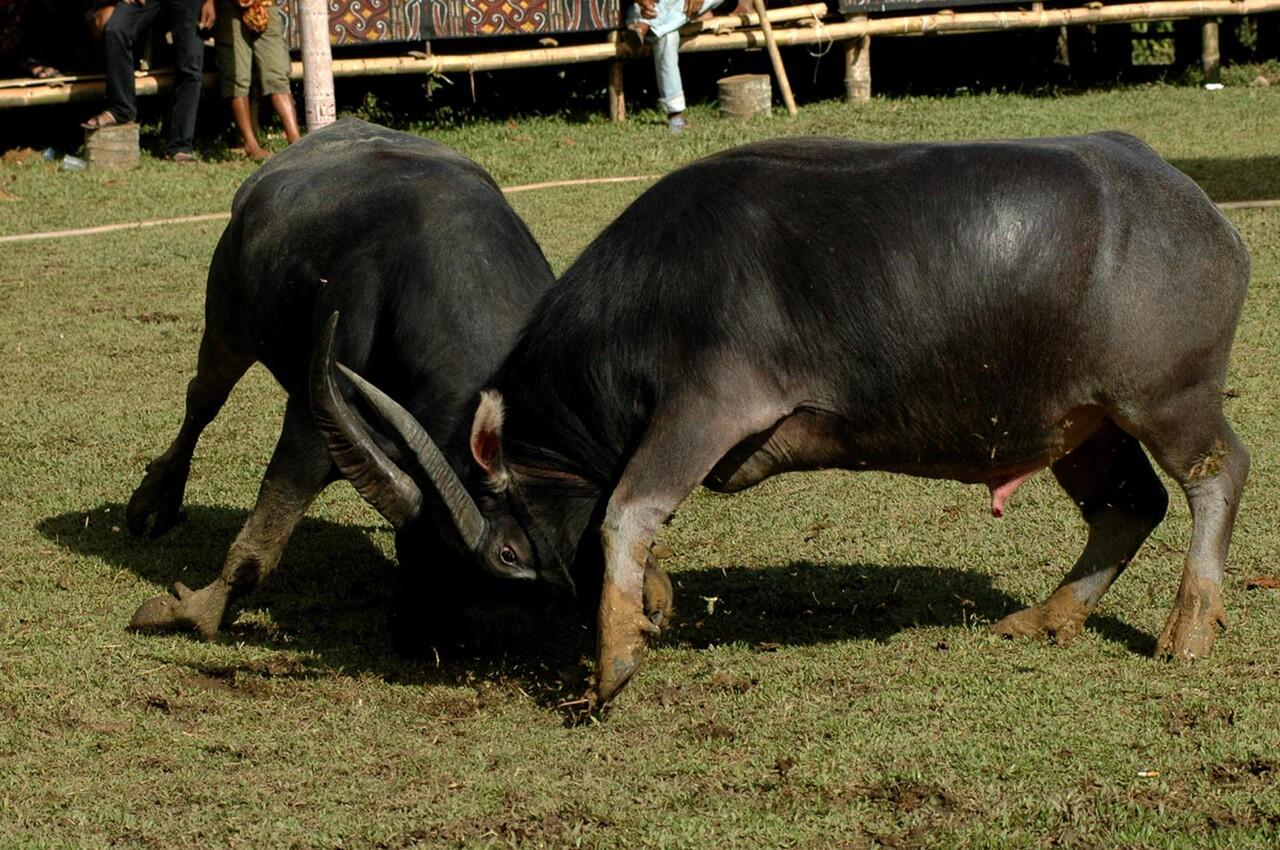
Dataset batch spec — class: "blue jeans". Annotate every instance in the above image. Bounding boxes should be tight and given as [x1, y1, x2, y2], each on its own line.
[626, 0, 724, 114]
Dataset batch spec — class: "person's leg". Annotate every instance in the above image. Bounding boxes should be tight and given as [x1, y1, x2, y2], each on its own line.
[97, 1, 160, 124]
[255, 7, 301, 144]
[164, 0, 206, 157]
[651, 30, 687, 130]
[217, 1, 266, 157]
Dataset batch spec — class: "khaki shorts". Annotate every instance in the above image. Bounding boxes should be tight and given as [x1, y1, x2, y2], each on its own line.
[215, 1, 291, 98]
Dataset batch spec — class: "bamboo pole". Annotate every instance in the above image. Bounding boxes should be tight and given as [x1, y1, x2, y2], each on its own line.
[6, 0, 1280, 109]
[299, 0, 336, 130]
[1202, 19, 1221, 84]
[753, 0, 798, 117]
[700, 3, 828, 33]
[607, 31, 626, 123]
[844, 13, 871, 101]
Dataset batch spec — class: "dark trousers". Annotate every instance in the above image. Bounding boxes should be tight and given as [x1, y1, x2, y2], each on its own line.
[103, 0, 204, 155]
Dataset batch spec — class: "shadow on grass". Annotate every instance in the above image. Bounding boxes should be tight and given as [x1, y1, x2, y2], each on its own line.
[667, 561, 1156, 656]
[37, 502, 1156, 707]
[1171, 156, 1280, 203]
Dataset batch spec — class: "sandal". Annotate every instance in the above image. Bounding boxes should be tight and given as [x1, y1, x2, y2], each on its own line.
[166, 151, 198, 164]
[26, 63, 62, 80]
[81, 110, 120, 130]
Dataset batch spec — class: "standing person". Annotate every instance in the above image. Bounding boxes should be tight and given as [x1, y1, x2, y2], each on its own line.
[216, 0, 300, 160]
[82, 0, 216, 163]
[624, 0, 748, 133]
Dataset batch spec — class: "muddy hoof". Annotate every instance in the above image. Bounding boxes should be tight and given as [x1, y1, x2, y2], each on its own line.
[992, 590, 1087, 646]
[126, 459, 189, 538]
[1156, 575, 1226, 660]
[643, 557, 675, 628]
[128, 581, 227, 639]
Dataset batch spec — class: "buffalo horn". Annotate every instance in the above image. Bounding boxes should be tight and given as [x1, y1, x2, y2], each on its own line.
[336, 363, 486, 552]
[310, 313, 424, 529]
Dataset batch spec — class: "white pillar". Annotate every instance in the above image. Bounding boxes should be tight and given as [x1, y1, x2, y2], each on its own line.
[299, 0, 336, 130]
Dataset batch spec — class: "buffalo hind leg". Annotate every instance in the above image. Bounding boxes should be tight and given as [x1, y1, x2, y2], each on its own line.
[993, 421, 1168, 645]
[592, 392, 785, 706]
[127, 332, 252, 538]
[130, 398, 336, 638]
[1134, 397, 1249, 659]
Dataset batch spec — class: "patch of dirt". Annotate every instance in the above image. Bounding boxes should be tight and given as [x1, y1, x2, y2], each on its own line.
[709, 670, 757, 693]
[129, 311, 182, 324]
[1, 147, 41, 165]
[693, 719, 735, 741]
[1203, 803, 1280, 831]
[418, 692, 482, 721]
[1245, 575, 1280, 590]
[1207, 758, 1277, 785]
[180, 668, 266, 697]
[376, 803, 611, 849]
[1161, 695, 1235, 736]
[868, 779, 960, 814]
[0, 184, 17, 202]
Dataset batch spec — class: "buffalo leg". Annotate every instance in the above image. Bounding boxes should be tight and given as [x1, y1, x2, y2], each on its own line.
[592, 394, 784, 705]
[127, 332, 252, 537]
[993, 421, 1168, 645]
[130, 398, 336, 638]
[1134, 396, 1249, 659]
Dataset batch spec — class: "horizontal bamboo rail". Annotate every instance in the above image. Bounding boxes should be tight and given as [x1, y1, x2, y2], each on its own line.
[4, 0, 1279, 109]
[679, 0, 1280, 53]
[699, 2, 828, 32]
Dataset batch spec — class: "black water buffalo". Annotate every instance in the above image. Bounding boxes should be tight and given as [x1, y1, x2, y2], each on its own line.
[324, 132, 1251, 706]
[126, 119, 561, 639]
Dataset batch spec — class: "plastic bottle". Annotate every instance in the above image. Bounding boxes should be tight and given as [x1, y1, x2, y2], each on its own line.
[61, 155, 88, 171]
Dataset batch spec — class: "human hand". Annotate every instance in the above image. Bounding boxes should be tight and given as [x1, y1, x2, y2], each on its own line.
[199, 0, 216, 29]
[684, 0, 702, 17]
[639, 0, 657, 18]
[122, 0, 147, 6]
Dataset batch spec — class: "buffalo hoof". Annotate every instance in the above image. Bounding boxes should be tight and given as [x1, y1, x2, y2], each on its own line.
[1155, 574, 1226, 660]
[642, 557, 674, 629]
[129, 580, 228, 640]
[126, 458, 189, 538]
[589, 579, 661, 707]
[991, 588, 1088, 646]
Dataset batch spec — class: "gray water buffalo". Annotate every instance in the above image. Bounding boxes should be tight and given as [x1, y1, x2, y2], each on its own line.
[324, 132, 1251, 705]
[126, 119, 560, 641]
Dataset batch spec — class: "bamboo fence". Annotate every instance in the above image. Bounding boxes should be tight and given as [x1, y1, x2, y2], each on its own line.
[2, 0, 1279, 109]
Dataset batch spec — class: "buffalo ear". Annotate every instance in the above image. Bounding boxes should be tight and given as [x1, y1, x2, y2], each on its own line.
[470, 390, 508, 486]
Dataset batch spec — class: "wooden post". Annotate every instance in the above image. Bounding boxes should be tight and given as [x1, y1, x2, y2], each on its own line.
[752, 0, 798, 116]
[299, 0, 336, 130]
[844, 14, 871, 101]
[607, 31, 626, 123]
[1202, 18, 1221, 84]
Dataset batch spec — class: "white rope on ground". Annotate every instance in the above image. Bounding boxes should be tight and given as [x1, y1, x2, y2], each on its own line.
[0, 174, 663, 245]
[0, 177, 1275, 244]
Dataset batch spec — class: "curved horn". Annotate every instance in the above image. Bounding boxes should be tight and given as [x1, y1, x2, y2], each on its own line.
[336, 363, 486, 552]
[310, 312, 423, 529]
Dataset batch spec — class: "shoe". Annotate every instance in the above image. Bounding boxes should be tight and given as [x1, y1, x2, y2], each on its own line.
[668, 115, 689, 134]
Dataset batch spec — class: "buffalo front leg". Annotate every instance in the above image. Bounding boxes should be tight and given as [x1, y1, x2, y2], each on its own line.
[994, 421, 1168, 645]
[127, 332, 251, 538]
[591, 391, 786, 706]
[130, 399, 335, 638]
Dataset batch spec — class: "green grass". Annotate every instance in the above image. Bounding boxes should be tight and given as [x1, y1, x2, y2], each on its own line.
[2, 80, 1280, 849]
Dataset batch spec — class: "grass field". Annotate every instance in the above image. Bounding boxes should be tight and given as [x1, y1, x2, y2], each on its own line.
[2, 77, 1280, 849]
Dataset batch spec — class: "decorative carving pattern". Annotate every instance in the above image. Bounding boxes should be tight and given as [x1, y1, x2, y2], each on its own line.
[282, 0, 617, 46]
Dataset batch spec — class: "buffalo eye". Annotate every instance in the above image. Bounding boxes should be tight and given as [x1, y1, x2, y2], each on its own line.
[499, 545, 518, 567]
